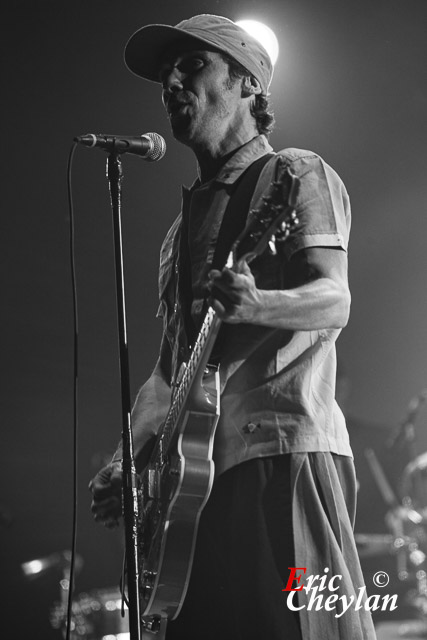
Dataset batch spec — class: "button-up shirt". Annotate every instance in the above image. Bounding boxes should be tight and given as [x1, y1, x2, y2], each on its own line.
[157, 135, 352, 476]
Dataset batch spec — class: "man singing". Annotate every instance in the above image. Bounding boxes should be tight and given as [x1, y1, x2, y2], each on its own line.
[90, 14, 376, 639]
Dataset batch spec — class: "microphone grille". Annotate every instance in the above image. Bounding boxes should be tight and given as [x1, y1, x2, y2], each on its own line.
[144, 132, 166, 162]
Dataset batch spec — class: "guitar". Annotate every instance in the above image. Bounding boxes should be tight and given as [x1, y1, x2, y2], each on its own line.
[138, 158, 300, 636]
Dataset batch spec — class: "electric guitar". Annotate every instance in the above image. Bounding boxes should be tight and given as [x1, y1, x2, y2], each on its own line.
[138, 158, 300, 637]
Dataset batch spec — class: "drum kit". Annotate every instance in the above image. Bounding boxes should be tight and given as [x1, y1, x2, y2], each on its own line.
[355, 463, 427, 596]
[49, 585, 128, 640]
[354, 451, 427, 639]
[355, 390, 427, 638]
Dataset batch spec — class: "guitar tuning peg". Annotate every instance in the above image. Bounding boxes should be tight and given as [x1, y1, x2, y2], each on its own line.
[280, 221, 288, 232]
[268, 236, 277, 255]
[276, 229, 290, 243]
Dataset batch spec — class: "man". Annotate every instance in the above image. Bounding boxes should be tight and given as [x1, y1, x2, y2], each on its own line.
[90, 14, 376, 640]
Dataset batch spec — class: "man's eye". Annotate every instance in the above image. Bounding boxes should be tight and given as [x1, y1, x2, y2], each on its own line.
[179, 58, 204, 74]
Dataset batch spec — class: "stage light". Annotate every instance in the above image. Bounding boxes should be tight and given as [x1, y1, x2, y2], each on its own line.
[22, 559, 44, 576]
[236, 20, 279, 65]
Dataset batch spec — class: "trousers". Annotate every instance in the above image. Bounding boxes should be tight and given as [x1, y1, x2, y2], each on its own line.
[165, 453, 376, 640]
[166, 453, 374, 640]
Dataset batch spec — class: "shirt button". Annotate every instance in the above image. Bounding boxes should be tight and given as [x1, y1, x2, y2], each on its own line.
[173, 303, 178, 313]
[243, 422, 260, 433]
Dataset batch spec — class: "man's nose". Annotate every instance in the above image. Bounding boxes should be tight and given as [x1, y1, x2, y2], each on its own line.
[162, 67, 184, 95]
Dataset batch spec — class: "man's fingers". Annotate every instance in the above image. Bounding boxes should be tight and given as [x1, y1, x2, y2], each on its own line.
[91, 495, 121, 511]
[208, 266, 253, 300]
[90, 482, 121, 501]
[208, 268, 237, 289]
[91, 495, 122, 520]
[89, 462, 124, 528]
[208, 271, 243, 306]
[209, 296, 242, 323]
[93, 511, 121, 528]
[89, 463, 122, 497]
[209, 296, 227, 317]
[235, 259, 252, 275]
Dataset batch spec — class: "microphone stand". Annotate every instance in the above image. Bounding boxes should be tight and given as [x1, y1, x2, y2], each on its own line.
[106, 149, 141, 640]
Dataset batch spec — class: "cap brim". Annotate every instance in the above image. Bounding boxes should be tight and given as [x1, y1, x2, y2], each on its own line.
[124, 24, 222, 83]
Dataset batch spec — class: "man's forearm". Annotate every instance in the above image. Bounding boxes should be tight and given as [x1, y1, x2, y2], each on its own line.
[209, 268, 350, 331]
[254, 278, 351, 331]
[111, 364, 171, 468]
[208, 247, 351, 331]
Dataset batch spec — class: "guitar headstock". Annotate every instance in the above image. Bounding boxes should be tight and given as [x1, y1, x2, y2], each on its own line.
[231, 161, 300, 266]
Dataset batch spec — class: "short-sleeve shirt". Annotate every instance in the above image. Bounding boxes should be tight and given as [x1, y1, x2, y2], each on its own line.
[157, 135, 353, 476]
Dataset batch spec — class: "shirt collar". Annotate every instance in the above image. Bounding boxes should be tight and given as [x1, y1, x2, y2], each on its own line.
[182, 135, 274, 197]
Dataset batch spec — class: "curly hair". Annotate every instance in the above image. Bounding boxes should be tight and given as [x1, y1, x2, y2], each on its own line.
[221, 53, 275, 137]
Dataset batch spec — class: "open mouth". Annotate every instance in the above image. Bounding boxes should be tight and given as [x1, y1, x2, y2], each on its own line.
[167, 100, 189, 117]
[170, 107, 188, 119]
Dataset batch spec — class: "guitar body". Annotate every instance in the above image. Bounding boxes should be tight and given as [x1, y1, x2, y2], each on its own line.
[139, 366, 220, 624]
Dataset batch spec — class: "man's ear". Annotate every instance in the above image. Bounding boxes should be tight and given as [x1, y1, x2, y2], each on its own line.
[241, 75, 262, 97]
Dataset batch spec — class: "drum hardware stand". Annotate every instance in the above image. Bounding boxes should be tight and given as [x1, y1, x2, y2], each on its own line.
[387, 389, 427, 459]
[364, 448, 413, 581]
[377, 390, 427, 635]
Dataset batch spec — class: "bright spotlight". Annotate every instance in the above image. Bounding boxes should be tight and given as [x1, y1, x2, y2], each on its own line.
[236, 19, 279, 66]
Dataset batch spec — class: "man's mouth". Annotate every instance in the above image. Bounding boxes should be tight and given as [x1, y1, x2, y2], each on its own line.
[167, 99, 190, 117]
[169, 105, 188, 118]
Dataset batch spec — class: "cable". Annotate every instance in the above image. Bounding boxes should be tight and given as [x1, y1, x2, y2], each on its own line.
[65, 141, 79, 640]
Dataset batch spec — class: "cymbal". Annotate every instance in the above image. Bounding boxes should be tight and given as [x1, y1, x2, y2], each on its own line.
[402, 452, 427, 481]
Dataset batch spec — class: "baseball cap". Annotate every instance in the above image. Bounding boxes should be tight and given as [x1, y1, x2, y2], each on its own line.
[124, 14, 274, 94]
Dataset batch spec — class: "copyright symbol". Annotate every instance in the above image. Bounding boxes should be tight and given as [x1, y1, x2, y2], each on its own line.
[373, 571, 389, 587]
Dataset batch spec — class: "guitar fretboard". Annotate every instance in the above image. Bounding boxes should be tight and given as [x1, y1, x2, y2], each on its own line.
[154, 305, 219, 465]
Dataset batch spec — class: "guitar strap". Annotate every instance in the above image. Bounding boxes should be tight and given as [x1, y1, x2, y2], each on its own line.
[211, 152, 275, 270]
[180, 151, 275, 349]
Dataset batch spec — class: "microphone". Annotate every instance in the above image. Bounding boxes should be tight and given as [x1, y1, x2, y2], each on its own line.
[74, 131, 166, 161]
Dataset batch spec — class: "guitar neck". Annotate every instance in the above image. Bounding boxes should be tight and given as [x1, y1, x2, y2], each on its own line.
[153, 306, 222, 464]
[183, 306, 222, 389]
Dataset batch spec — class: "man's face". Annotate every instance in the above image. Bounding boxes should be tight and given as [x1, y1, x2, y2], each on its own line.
[159, 47, 243, 147]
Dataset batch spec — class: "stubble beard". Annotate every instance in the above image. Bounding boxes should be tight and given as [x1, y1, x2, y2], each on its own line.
[169, 78, 238, 146]
[169, 112, 193, 140]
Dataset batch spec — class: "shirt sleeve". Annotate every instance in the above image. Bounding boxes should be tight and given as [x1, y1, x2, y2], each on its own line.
[280, 151, 351, 259]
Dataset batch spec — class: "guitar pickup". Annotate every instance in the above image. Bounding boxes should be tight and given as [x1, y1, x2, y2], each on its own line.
[148, 468, 161, 500]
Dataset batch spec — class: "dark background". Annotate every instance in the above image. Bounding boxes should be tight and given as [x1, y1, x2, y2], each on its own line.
[2, 0, 427, 635]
